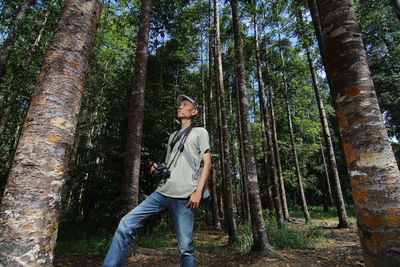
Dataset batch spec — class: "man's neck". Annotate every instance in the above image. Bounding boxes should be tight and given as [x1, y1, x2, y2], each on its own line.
[181, 118, 192, 129]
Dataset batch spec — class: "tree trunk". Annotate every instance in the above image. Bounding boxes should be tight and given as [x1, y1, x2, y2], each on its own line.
[236, 83, 251, 222]
[277, 20, 310, 223]
[307, 0, 350, 228]
[0, 0, 35, 78]
[121, 0, 152, 212]
[213, 0, 237, 242]
[254, 13, 285, 227]
[207, 0, 221, 230]
[317, 0, 400, 265]
[0, 0, 102, 265]
[319, 139, 331, 212]
[391, 0, 400, 22]
[230, 0, 274, 255]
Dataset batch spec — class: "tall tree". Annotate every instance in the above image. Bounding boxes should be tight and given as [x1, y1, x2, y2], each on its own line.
[307, 0, 351, 228]
[253, 9, 285, 226]
[207, 0, 221, 230]
[317, 0, 400, 265]
[213, 0, 237, 241]
[391, 0, 400, 21]
[0, 0, 102, 265]
[0, 0, 35, 78]
[230, 0, 274, 254]
[276, 17, 310, 223]
[121, 0, 152, 213]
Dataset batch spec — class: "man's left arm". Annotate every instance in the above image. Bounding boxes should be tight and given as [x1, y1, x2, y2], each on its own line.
[186, 151, 212, 210]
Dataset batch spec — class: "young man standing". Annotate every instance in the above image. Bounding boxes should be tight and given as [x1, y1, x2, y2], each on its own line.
[103, 94, 212, 267]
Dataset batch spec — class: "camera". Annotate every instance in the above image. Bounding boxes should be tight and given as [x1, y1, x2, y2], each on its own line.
[151, 164, 170, 181]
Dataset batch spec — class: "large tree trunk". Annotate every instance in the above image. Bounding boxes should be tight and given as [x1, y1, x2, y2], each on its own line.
[317, 0, 400, 265]
[0, 0, 102, 265]
[254, 13, 285, 227]
[307, 0, 350, 228]
[230, 0, 274, 255]
[0, 0, 35, 78]
[277, 20, 310, 223]
[213, 0, 237, 242]
[121, 0, 152, 213]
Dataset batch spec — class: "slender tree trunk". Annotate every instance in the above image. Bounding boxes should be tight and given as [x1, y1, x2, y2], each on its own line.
[207, 0, 221, 230]
[121, 0, 152, 212]
[230, 0, 274, 254]
[391, 0, 400, 22]
[0, 0, 35, 78]
[29, 0, 56, 58]
[277, 20, 310, 223]
[213, 0, 237, 242]
[0, 0, 102, 265]
[307, 0, 350, 228]
[236, 84, 251, 222]
[317, 0, 400, 265]
[319, 139, 332, 212]
[254, 13, 285, 226]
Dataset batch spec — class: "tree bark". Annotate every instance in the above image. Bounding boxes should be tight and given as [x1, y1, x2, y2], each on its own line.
[0, 0, 35, 78]
[0, 0, 102, 265]
[207, 0, 221, 230]
[230, 0, 274, 255]
[213, 0, 237, 241]
[277, 20, 310, 223]
[307, 0, 350, 228]
[317, 0, 400, 265]
[235, 84, 251, 222]
[254, 13, 285, 227]
[391, 0, 400, 22]
[121, 0, 152, 212]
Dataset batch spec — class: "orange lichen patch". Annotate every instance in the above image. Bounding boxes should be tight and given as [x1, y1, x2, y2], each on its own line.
[62, 139, 69, 144]
[31, 96, 41, 105]
[337, 112, 349, 127]
[43, 99, 50, 104]
[23, 122, 32, 128]
[365, 233, 399, 254]
[21, 222, 34, 232]
[39, 193, 48, 199]
[363, 214, 400, 230]
[345, 86, 361, 96]
[354, 188, 368, 202]
[67, 60, 79, 69]
[27, 133, 34, 137]
[351, 175, 368, 185]
[49, 135, 60, 142]
[343, 143, 358, 164]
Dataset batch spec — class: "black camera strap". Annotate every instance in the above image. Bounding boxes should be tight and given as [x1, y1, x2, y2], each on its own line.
[166, 125, 194, 169]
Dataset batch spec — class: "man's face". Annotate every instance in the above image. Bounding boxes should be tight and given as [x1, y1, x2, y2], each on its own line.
[177, 100, 197, 119]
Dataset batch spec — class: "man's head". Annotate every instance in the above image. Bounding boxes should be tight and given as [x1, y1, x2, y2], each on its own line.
[176, 94, 198, 119]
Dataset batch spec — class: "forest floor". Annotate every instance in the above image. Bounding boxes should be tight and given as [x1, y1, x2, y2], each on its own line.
[54, 219, 364, 266]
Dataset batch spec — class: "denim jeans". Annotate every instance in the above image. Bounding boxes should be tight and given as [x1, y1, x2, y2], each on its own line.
[103, 191, 195, 267]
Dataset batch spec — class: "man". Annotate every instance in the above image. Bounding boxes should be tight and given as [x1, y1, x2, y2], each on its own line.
[103, 94, 212, 267]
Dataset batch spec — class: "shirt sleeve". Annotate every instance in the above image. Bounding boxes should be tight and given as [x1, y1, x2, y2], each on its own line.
[198, 128, 211, 156]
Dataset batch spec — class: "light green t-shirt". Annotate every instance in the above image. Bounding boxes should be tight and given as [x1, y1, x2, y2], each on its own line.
[156, 127, 210, 198]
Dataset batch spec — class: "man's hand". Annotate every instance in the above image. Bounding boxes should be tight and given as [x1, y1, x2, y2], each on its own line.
[150, 163, 158, 173]
[186, 190, 202, 210]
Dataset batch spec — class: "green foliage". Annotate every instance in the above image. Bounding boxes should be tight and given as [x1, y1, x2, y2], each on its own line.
[232, 217, 323, 252]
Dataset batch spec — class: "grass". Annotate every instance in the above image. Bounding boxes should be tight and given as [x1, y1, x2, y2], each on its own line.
[289, 205, 356, 221]
[56, 205, 356, 257]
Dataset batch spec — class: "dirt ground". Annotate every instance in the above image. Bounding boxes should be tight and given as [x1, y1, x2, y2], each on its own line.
[54, 220, 364, 266]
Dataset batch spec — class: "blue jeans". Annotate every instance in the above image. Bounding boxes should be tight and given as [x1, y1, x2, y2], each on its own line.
[103, 191, 195, 267]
